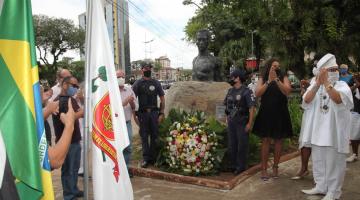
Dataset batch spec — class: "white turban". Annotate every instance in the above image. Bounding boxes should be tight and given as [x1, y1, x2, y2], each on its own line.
[312, 53, 338, 75]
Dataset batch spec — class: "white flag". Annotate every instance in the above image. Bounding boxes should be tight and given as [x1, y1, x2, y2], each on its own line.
[86, 0, 133, 199]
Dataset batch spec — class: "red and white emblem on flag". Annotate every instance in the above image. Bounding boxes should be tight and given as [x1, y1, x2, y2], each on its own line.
[92, 93, 120, 182]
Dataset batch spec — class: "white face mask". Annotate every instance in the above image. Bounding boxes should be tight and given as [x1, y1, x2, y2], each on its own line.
[117, 77, 125, 86]
[328, 71, 339, 84]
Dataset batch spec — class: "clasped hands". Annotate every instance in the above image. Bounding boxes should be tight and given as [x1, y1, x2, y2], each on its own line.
[268, 66, 278, 82]
[315, 68, 330, 87]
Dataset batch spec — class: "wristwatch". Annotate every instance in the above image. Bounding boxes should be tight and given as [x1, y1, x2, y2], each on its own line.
[159, 112, 164, 116]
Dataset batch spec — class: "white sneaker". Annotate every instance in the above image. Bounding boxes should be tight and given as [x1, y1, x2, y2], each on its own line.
[322, 194, 335, 200]
[346, 154, 358, 162]
[302, 188, 325, 195]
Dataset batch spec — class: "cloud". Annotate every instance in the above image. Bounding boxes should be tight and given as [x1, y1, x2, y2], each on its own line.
[31, 0, 198, 69]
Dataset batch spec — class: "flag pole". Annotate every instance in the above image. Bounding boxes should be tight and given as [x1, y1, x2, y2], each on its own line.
[84, 0, 93, 199]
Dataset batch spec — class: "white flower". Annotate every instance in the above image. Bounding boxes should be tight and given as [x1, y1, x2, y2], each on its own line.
[176, 123, 181, 130]
[201, 135, 208, 143]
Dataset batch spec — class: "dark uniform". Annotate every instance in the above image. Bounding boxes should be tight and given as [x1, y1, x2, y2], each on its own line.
[224, 85, 255, 172]
[132, 78, 165, 163]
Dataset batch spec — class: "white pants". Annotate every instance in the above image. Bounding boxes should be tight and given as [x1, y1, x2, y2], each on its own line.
[312, 145, 347, 199]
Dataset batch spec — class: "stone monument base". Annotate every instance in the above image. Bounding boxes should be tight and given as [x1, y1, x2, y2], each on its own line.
[164, 81, 231, 122]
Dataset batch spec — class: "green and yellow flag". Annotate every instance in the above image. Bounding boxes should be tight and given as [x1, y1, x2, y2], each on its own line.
[0, 0, 54, 199]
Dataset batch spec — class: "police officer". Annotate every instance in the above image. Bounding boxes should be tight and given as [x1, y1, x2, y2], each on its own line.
[132, 62, 165, 168]
[224, 69, 256, 175]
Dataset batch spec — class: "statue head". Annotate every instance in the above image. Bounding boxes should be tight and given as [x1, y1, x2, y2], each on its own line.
[196, 29, 210, 53]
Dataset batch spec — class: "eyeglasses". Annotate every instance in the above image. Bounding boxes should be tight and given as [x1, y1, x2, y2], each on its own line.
[326, 68, 338, 72]
[71, 84, 79, 89]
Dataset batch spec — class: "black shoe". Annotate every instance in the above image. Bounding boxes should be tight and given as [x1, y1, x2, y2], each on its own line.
[141, 161, 150, 168]
[76, 191, 84, 197]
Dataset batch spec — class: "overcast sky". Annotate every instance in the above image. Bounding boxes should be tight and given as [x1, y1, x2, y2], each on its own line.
[31, 0, 199, 69]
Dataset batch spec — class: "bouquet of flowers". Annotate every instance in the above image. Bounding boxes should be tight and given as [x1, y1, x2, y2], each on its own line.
[157, 109, 226, 176]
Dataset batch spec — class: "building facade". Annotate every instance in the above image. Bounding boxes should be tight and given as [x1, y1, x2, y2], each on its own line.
[155, 56, 171, 69]
[78, 0, 131, 75]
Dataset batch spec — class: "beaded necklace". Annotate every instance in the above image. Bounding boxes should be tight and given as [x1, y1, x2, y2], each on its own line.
[319, 83, 336, 114]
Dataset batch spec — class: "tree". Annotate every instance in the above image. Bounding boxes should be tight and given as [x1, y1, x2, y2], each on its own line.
[34, 15, 85, 82]
[184, 0, 360, 78]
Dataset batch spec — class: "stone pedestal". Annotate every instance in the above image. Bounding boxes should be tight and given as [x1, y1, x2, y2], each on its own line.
[164, 81, 230, 121]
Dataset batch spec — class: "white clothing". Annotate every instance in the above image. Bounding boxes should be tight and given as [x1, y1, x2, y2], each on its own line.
[120, 85, 137, 122]
[312, 145, 346, 199]
[248, 82, 257, 95]
[313, 53, 338, 76]
[350, 112, 360, 140]
[49, 83, 61, 101]
[299, 78, 316, 148]
[302, 80, 353, 154]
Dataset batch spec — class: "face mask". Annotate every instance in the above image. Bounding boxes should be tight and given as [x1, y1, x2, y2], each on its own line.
[117, 77, 125, 86]
[143, 70, 151, 78]
[328, 71, 339, 84]
[340, 68, 347, 75]
[67, 86, 78, 96]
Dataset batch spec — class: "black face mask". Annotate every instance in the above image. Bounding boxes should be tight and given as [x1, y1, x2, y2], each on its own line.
[144, 70, 151, 78]
[228, 79, 236, 86]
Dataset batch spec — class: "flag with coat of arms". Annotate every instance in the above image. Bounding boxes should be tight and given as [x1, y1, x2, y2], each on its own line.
[86, 0, 133, 199]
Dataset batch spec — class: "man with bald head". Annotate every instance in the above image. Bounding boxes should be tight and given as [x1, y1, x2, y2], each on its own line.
[50, 68, 72, 101]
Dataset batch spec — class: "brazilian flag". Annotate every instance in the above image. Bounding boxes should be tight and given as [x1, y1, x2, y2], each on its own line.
[0, 0, 54, 199]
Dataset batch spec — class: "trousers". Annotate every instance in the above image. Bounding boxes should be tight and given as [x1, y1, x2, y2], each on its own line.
[312, 145, 346, 199]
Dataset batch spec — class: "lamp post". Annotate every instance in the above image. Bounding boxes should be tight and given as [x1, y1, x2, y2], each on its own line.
[144, 35, 155, 60]
[183, 0, 201, 9]
[250, 30, 258, 58]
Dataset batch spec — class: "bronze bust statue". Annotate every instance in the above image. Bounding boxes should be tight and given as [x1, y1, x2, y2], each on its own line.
[192, 29, 222, 82]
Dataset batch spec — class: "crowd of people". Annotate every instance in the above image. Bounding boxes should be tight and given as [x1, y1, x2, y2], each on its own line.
[39, 53, 359, 200]
[225, 53, 359, 200]
[39, 62, 165, 199]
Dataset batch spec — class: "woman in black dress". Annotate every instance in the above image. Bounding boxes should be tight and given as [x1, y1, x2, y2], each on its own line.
[253, 58, 293, 180]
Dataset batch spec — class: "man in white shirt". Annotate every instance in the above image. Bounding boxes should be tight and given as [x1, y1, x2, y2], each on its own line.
[116, 70, 137, 177]
[301, 54, 353, 200]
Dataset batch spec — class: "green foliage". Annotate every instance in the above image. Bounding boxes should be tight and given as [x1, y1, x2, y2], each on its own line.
[184, 0, 360, 78]
[288, 96, 303, 137]
[34, 14, 85, 84]
[39, 57, 85, 85]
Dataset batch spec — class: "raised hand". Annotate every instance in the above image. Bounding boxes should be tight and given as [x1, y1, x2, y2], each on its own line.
[60, 99, 75, 127]
[46, 100, 59, 115]
[268, 67, 277, 82]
